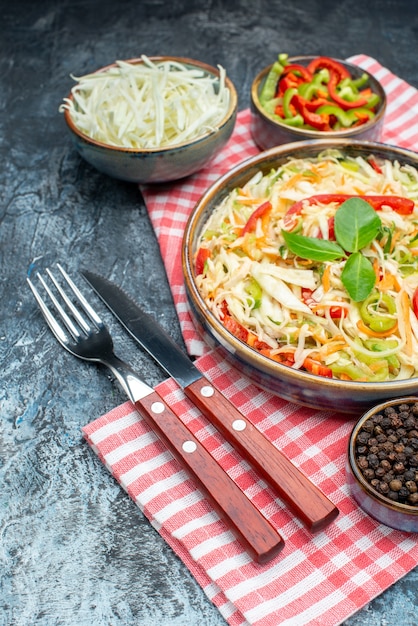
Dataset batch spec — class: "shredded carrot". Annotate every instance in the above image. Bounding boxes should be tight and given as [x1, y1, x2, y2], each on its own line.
[377, 272, 395, 291]
[280, 172, 304, 192]
[373, 258, 380, 279]
[319, 339, 348, 357]
[357, 319, 398, 338]
[389, 230, 401, 253]
[376, 272, 402, 292]
[322, 264, 331, 292]
[237, 197, 267, 206]
[400, 290, 413, 356]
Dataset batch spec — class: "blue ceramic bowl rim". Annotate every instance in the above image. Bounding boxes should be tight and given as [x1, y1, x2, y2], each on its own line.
[348, 397, 418, 516]
[62, 56, 238, 154]
[251, 55, 387, 139]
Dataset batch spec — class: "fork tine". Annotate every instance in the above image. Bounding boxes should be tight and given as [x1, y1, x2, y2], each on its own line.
[27, 275, 71, 345]
[55, 263, 104, 329]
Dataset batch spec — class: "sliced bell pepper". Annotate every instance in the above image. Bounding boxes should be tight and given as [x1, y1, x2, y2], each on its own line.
[260, 54, 380, 132]
[284, 194, 414, 220]
[282, 87, 298, 118]
[327, 70, 369, 110]
[260, 55, 288, 104]
[315, 104, 374, 128]
[241, 201, 272, 235]
[306, 56, 350, 81]
[292, 95, 330, 131]
[303, 356, 333, 378]
[412, 287, 418, 318]
[195, 247, 211, 275]
[360, 292, 397, 333]
[281, 64, 313, 82]
[245, 278, 263, 309]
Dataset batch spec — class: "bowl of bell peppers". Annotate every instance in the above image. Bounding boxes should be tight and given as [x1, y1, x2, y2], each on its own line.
[250, 54, 386, 150]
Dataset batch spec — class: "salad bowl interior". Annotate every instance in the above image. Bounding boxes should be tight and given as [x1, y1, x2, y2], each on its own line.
[182, 139, 418, 414]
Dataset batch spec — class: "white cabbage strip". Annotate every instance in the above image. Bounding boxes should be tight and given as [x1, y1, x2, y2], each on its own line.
[60, 55, 230, 149]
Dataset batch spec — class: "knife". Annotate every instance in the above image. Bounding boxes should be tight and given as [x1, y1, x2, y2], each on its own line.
[82, 271, 339, 531]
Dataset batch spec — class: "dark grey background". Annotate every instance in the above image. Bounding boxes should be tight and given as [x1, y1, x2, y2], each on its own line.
[1, 1, 417, 624]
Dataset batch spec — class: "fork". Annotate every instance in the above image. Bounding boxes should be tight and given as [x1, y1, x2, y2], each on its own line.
[27, 263, 285, 563]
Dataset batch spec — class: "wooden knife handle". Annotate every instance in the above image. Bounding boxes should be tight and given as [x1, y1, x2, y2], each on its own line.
[134, 391, 284, 563]
[184, 378, 339, 532]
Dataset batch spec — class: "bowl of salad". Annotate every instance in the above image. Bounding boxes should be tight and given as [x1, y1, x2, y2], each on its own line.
[182, 140, 418, 414]
[60, 55, 238, 183]
[250, 55, 386, 150]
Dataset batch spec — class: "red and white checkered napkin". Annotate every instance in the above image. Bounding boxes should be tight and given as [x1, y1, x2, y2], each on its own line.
[83, 56, 418, 626]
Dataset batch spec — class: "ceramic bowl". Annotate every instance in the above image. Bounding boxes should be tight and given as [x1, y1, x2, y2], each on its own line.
[250, 56, 386, 150]
[182, 139, 418, 414]
[346, 397, 418, 532]
[61, 56, 238, 184]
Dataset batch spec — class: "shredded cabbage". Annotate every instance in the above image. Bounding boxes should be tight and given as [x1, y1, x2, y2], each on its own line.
[59, 55, 231, 149]
[195, 149, 418, 381]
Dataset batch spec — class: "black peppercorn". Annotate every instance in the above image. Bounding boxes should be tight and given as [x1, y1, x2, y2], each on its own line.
[354, 401, 418, 507]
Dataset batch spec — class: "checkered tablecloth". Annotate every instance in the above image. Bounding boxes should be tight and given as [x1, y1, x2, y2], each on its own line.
[83, 56, 418, 626]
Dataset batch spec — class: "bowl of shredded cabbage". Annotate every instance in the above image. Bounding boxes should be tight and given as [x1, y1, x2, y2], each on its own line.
[250, 55, 386, 151]
[60, 55, 237, 183]
[182, 140, 418, 414]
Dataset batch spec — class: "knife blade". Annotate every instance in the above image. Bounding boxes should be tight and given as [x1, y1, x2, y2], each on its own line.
[82, 270, 339, 531]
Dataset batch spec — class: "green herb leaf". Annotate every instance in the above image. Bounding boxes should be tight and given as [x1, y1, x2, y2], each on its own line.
[341, 252, 376, 301]
[282, 230, 345, 261]
[334, 198, 381, 252]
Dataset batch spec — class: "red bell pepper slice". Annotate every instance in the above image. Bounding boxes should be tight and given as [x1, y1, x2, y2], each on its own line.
[292, 95, 330, 130]
[368, 157, 383, 174]
[282, 64, 313, 82]
[303, 356, 333, 378]
[195, 247, 211, 275]
[241, 201, 272, 235]
[302, 288, 344, 318]
[327, 70, 369, 110]
[220, 301, 272, 351]
[306, 56, 350, 81]
[284, 194, 414, 226]
[412, 287, 418, 319]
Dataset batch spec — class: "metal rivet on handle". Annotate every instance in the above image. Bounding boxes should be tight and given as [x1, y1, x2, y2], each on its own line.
[151, 401, 165, 414]
[200, 385, 214, 398]
[232, 419, 246, 432]
[182, 441, 197, 453]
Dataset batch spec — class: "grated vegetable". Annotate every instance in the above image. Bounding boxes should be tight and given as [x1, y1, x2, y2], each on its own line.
[59, 55, 231, 149]
[195, 150, 418, 382]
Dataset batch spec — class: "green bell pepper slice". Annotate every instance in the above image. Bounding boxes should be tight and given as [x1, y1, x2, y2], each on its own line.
[360, 292, 397, 332]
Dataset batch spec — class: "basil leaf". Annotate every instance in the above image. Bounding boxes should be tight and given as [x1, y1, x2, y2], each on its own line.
[282, 230, 345, 261]
[341, 252, 376, 301]
[334, 198, 381, 252]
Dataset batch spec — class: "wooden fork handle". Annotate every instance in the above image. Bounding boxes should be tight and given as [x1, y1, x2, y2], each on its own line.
[184, 378, 339, 532]
[134, 390, 285, 563]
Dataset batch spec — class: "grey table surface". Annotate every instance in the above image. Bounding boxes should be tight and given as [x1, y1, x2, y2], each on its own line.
[1, 1, 418, 624]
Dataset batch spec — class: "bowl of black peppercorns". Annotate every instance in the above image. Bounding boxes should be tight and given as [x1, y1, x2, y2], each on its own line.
[347, 397, 418, 532]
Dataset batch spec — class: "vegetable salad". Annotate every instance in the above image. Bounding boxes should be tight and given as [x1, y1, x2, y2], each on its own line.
[194, 150, 418, 382]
